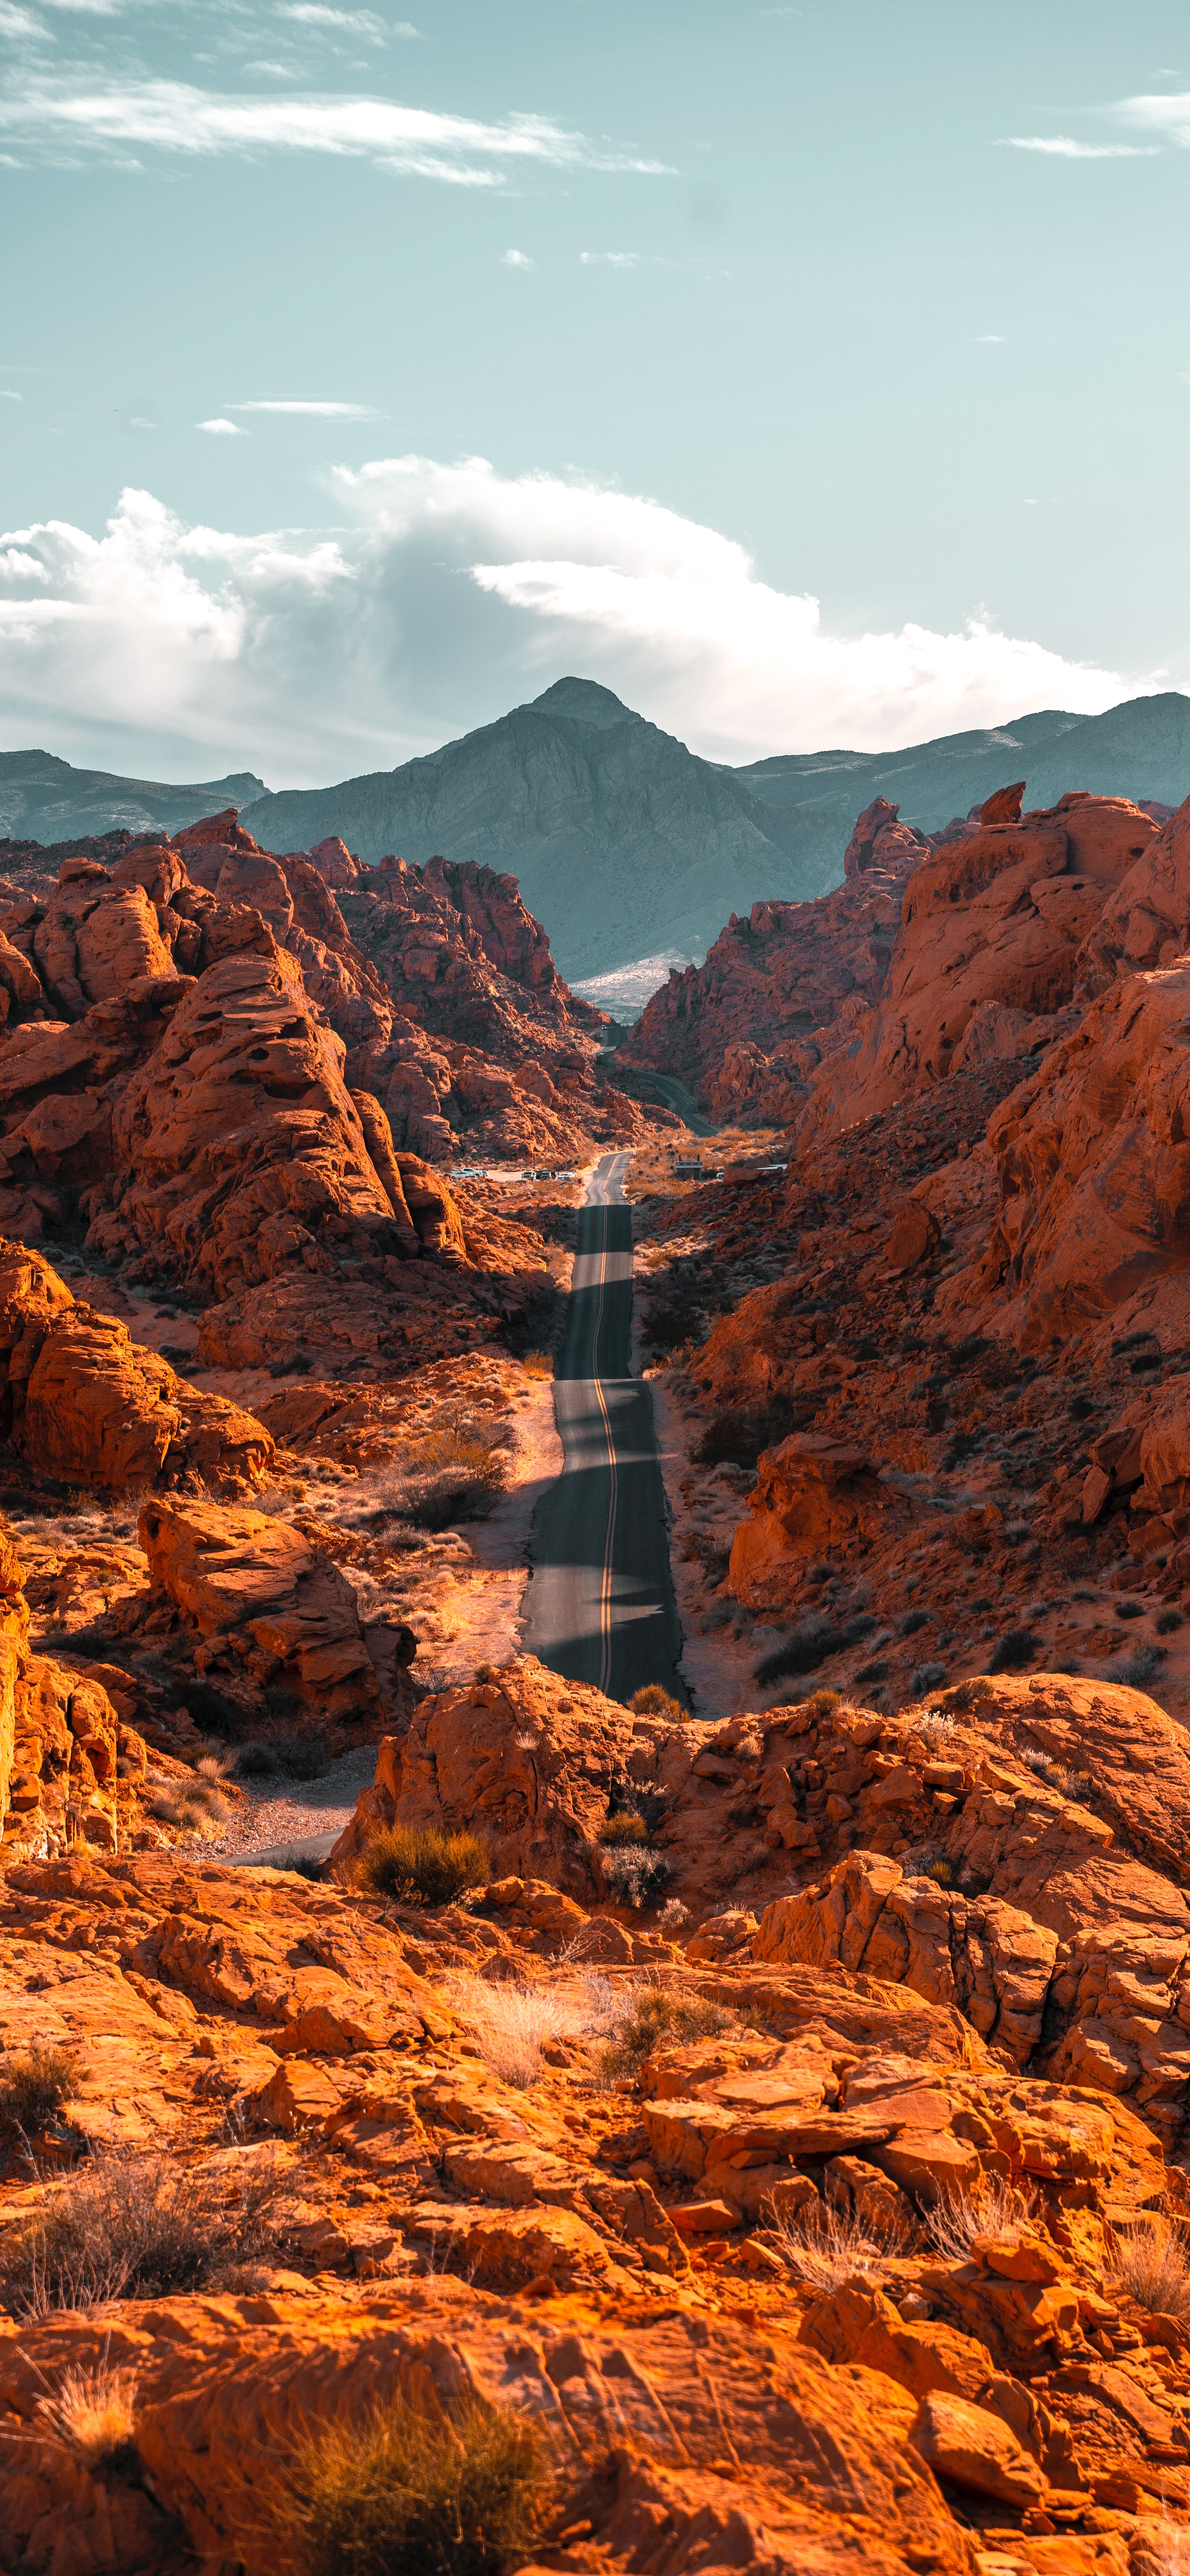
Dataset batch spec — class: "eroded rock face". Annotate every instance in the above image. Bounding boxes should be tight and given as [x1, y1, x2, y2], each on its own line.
[956, 955, 1190, 1347]
[620, 798, 923, 1127]
[138, 1495, 379, 1727]
[729, 1435, 901, 1609]
[0, 1239, 272, 1495]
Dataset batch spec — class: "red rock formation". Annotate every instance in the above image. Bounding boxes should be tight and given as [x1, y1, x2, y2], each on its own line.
[795, 796, 1160, 1147]
[0, 1239, 271, 1495]
[620, 798, 923, 1127]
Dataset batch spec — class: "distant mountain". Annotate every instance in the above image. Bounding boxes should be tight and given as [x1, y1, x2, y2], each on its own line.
[0, 750, 267, 846]
[732, 692, 1190, 851]
[6, 683, 1189, 983]
[242, 679, 810, 980]
[242, 683, 1190, 980]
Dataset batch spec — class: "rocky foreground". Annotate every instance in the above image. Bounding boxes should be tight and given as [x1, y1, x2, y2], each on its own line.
[3, 775, 1190, 2570]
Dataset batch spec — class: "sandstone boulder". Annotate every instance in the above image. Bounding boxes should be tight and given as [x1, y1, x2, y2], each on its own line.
[0, 1240, 272, 1495]
[137, 1495, 379, 1725]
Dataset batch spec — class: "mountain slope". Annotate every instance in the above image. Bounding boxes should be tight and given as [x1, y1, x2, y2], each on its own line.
[735, 692, 1190, 846]
[6, 685, 1189, 986]
[0, 750, 267, 845]
[242, 679, 811, 980]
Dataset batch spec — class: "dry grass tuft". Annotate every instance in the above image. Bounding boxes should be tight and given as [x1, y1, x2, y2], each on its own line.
[2, 2148, 282, 2315]
[0, 2046, 76, 2135]
[766, 2199, 897, 2293]
[925, 2174, 1035, 2262]
[599, 1813, 647, 1848]
[35, 2359, 139, 2475]
[261, 2390, 551, 2576]
[356, 1827, 489, 1909]
[447, 1971, 616, 2089]
[1111, 2220, 1190, 2320]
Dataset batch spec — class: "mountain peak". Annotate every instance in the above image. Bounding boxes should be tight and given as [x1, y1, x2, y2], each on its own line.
[525, 676, 643, 730]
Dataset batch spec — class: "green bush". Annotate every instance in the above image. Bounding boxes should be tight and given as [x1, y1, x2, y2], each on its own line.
[599, 1813, 647, 1847]
[357, 1827, 490, 1908]
[0, 2046, 76, 2134]
[629, 1684, 683, 1719]
[266, 2392, 550, 2576]
[600, 1985, 736, 2083]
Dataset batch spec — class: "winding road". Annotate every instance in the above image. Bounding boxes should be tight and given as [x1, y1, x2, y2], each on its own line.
[523, 1152, 686, 1701]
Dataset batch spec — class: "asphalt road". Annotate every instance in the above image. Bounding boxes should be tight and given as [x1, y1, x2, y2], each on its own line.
[523, 1151, 686, 1701]
[645, 1072, 717, 1136]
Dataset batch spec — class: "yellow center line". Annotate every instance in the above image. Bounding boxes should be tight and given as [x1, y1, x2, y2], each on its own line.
[588, 1198, 620, 1694]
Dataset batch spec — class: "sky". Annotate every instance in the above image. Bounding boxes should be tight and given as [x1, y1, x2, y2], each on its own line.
[2, 0, 1190, 786]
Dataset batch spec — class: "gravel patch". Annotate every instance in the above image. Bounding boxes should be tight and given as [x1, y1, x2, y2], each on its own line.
[209, 1743, 378, 1858]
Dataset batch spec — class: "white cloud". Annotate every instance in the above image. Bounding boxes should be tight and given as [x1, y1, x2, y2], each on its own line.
[1119, 90, 1190, 145]
[502, 247, 533, 267]
[131, 415, 155, 427]
[580, 250, 638, 268]
[197, 417, 248, 434]
[0, 459, 1154, 788]
[0, 3, 50, 37]
[974, 333, 1004, 343]
[278, 6, 387, 38]
[1, 390, 22, 400]
[0, 79, 674, 183]
[997, 134, 1159, 158]
[230, 397, 376, 416]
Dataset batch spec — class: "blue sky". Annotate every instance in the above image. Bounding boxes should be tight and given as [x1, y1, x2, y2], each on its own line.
[2, 0, 1190, 782]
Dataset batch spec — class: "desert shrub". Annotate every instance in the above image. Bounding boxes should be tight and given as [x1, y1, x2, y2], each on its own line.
[926, 2174, 1034, 2261]
[273, 1732, 331, 1782]
[276, 1852, 325, 1883]
[0, 2046, 76, 2134]
[357, 1827, 490, 1908]
[913, 1709, 956, 1741]
[629, 1684, 683, 1719]
[474, 1662, 496, 1683]
[898, 1608, 931, 1637]
[447, 1971, 616, 2088]
[939, 1677, 993, 1717]
[600, 1847, 671, 1909]
[766, 2199, 898, 2293]
[1110, 2220, 1190, 2320]
[263, 2391, 550, 2576]
[2, 2150, 281, 2314]
[35, 2362, 139, 2476]
[903, 1848, 956, 1890]
[753, 1616, 841, 1684]
[1157, 1609, 1184, 1636]
[1020, 1749, 1088, 1798]
[987, 1628, 1039, 1673]
[693, 1400, 797, 1469]
[599, 1813, 647, 1848]
[407, 1474, 499, 1531]
[521, 1350, 554, 1379]
[235, 1741, 282, 1779]
[911, 1661, 948, 1696]
[600, 1984, 735, 2082]
[1120, 1643, 1165, 1689]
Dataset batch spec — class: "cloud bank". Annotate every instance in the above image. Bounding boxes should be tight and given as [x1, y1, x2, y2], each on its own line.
[0, 77, 673, 183]
[0, 457, 1148, 784]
